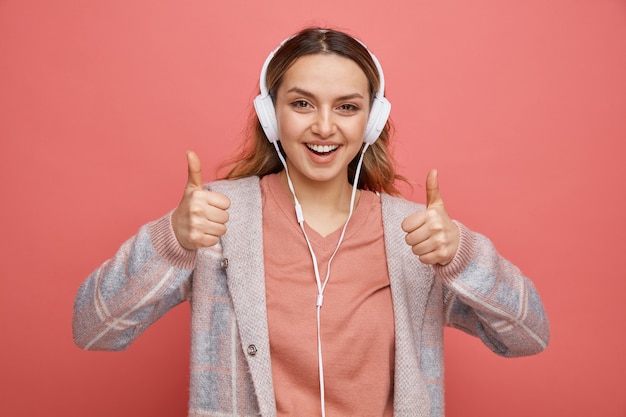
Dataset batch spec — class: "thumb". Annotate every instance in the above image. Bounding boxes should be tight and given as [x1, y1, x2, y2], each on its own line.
[186, 150, 204, 189]
[426, 169, 443, 207]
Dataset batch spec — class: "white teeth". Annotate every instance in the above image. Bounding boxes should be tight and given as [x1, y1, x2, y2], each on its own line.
[307, 144, 338, 153]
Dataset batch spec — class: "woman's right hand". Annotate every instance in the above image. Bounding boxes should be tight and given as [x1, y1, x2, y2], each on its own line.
[171, 151, 231, 250]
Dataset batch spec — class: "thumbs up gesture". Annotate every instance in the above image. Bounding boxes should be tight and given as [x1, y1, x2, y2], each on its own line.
[171, 151, 231, 250]
[401, 169, 460, 266]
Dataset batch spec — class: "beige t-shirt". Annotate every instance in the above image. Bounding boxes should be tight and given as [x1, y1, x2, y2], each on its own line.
[261, 173, 395, 416]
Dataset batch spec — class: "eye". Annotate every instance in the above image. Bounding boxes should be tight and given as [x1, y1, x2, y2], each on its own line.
[337, 103, 360, 113]
[291, 100, 311, 109]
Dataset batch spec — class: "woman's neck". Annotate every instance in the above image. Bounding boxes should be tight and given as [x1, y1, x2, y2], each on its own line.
[279, 170, 360, 237]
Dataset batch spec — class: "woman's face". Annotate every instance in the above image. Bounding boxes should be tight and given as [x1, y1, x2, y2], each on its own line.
[274, 53, 370, 188]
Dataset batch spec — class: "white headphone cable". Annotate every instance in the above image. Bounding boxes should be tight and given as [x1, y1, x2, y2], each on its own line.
[272, 141, 370, 417]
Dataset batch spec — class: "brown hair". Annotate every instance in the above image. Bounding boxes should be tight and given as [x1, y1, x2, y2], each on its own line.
[221, 27, 407, 196]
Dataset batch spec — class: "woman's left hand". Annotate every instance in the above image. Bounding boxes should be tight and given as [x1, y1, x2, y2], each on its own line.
[401, 169, 460, 266]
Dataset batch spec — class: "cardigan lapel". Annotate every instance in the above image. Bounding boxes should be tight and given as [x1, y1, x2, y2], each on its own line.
[209, 176, 277, 417]
[381, 193, 434, 417]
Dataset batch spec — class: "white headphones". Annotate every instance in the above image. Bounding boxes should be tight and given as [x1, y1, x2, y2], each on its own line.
[253, 32, 392, 146]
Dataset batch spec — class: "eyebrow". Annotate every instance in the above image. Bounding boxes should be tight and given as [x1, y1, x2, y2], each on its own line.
[286, 87, 365, 102]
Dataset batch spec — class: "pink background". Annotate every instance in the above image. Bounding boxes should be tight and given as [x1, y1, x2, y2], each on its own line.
[1, 1, 625, 416]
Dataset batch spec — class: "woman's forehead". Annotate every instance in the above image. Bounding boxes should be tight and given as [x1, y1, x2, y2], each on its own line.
[280, 54, 369, 97]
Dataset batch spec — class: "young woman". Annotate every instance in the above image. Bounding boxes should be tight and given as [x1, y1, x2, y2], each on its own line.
[73, 27, 550, 417]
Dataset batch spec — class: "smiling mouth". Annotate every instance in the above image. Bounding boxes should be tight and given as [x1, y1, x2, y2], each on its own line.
[306, 144, 339, 155]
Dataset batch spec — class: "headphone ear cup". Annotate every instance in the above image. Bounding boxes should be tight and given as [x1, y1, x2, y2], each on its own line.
[254, 93, 279, 143]
[363, 95, 391, 145]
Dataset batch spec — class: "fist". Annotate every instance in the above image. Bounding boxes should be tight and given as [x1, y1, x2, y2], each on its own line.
[171, 151, 231, 250]
[401, 169, 459, 265]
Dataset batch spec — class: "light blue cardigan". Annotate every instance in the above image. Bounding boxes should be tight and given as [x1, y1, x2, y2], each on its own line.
[73, 176, 550, 416]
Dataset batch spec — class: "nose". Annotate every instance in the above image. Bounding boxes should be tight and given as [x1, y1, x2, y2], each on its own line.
[311, 108, 336, 138]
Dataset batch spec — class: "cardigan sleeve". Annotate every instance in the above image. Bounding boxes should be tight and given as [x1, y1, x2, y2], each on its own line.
[435, 222, 550, 357]
[72, 212, 197, 351]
